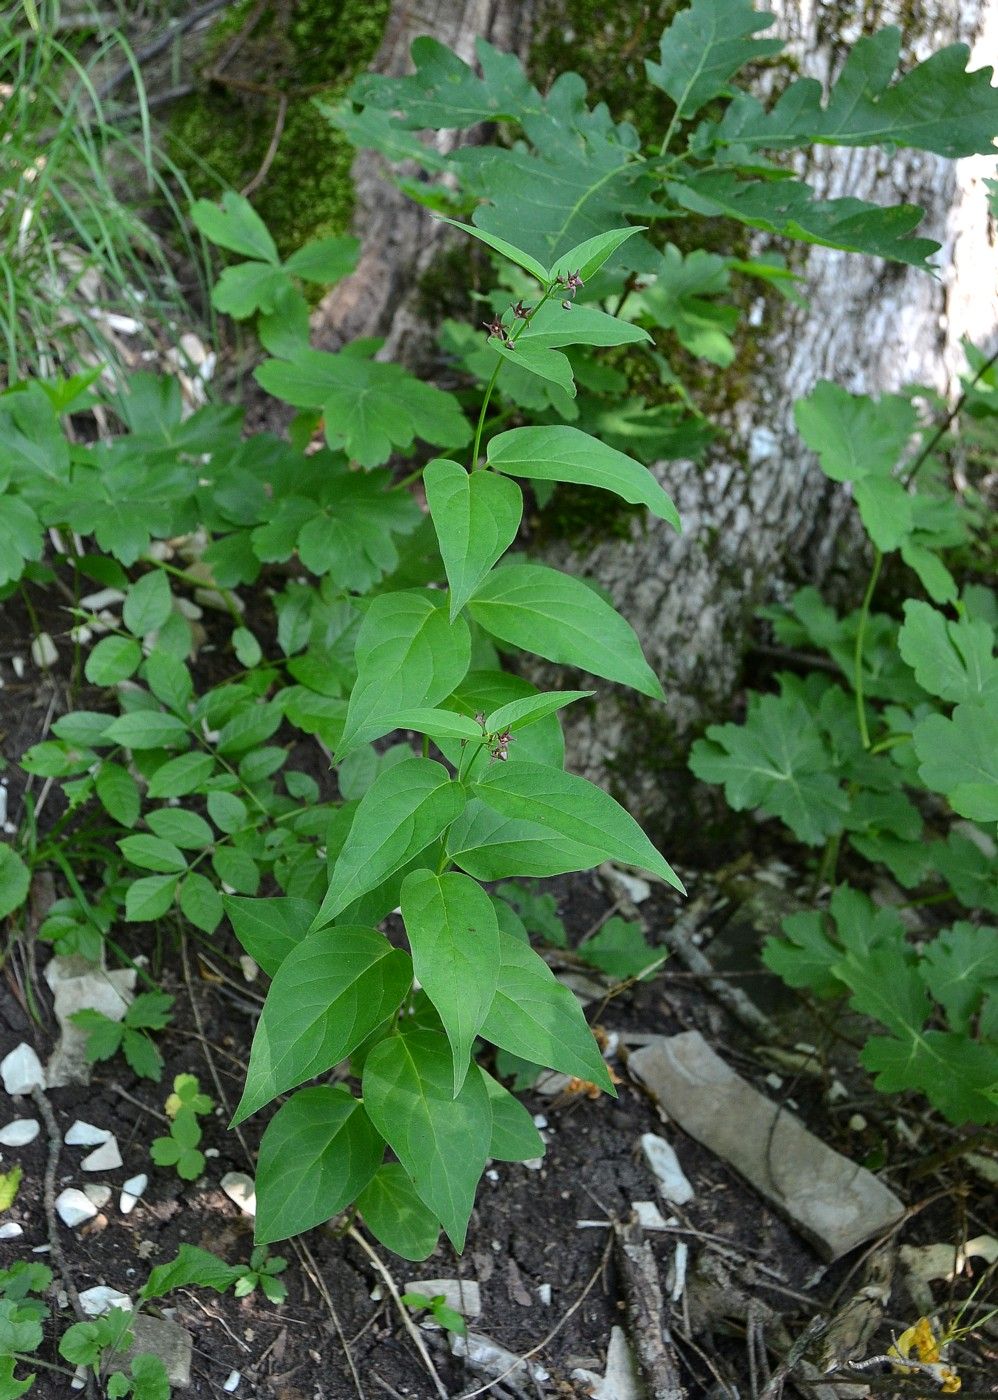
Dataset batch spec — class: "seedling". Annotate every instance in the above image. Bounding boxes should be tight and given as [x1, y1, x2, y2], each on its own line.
[151, 1074, 213, 1180]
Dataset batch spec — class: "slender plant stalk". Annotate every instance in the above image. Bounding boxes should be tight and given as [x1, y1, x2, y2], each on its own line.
[853, 548, 883, 750]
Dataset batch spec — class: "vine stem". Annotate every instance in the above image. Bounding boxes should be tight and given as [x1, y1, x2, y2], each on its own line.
[853, 548, 883, 750]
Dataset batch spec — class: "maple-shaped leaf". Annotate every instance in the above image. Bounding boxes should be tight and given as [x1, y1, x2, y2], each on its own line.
[764, 884, 907, 998]
[861, 1030, 998, 1124]
[645, 0, 783, 121]
[921, 922, 998, 1033]
[669, 172, 939, 269]
[898, 600, 998, 704]
[632, 245, 740, 366]
[927, 833, 998, 915]
[716, 26, 998, 158]
[350, 36, 543, 130]
[914, 698, 998, 822]
[255, 348, 470, 468]
[794, 381, 917, 483]
[690, 690, 848, 845]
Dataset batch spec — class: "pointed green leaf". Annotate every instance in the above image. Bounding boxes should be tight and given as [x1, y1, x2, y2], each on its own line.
[362, 1029, 493, 1250]
[339, 592, 472, 753]
[488, 426, 680, 528]
[191, 192, 280, 264]
[386, 708, 485, 743]
[436, 217, 549, 283]
[547, 226, 646, 283]
[474, 761, 683, 892]
[480, 1069, 544, 1161]
[423, 458, 523, 617]
[0, 845, 30, 920]
[356, 1163, 440, 1261]
[95, 762, 141, 827]
[469, 563, 663, 700]
[234, 926, 411, 1123]
[118, 834, 187, 874]
[85, 636, 142, 685]
[147, 752, 215, 798]
[447, 798, 613, 879]
[315, 759, 466, 926]
[484, 689, 593, 734]
[401, 871, 501, 1095]
[123, 570, 172, 637]
[255, 1086, 384, 1244]
[481, 930, 613, 1090]
[223, 896, 315, 977]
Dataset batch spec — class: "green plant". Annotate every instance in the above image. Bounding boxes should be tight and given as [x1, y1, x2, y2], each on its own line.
[0, 1263, 54, 1398]
[150, 1074, 213, 1179]
[231, 1248, 289, 1305]
[400, 1290, 467, 1338]
[690, 371, 998, 1124]
[72, 992, 174, 1082]
[60, 1309, 169, 1400]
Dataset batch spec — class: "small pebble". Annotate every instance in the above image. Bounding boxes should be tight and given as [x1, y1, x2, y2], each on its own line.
[221, 1172, 256, 1217]
[532, 1114, 548, 1129]
[640, 1133, 695, 1205]
[120, 1174, 148, 1215]
[537, 1284, 552, 1305]
[83, 1184, 112, 1210]
[31, 632, 58, 668]
[849, 1113, 868, 1132]
[70, 1367, 86, 1391]
[81, 1138, 122, 1172]
[0, 1222, 24, 1240]
[0, 1119, 40, 1147]
[223, 1371, 241, 1392]
[632, 1200, 670, 1231]
[55, 1189, 99, 1228]
[65, 1121, 111, 1147]
[1, 1043, 46, 1096]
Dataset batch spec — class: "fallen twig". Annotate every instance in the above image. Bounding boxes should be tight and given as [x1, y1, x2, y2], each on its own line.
[613, 1218, 686, 1400]
[347, 1225, 449, 1400]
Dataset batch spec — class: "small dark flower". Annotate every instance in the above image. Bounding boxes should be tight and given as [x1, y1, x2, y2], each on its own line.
[475, 712, 486, 728]
[564, 269, 584, 295]
[483, 315, 505, 339]
[504, 336, 516, 349]
[511, 300, 531, 319]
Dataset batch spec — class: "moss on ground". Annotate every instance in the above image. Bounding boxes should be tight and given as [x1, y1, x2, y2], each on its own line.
[168, 0, 389, 256]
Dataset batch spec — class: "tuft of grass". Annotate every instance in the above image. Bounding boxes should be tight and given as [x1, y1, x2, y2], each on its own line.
[0, 0, 213, 387]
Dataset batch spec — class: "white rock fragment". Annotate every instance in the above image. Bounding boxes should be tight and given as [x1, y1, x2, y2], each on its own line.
[83, 1185, 112, 1210]
[70, 1366, 86, 1390]
[120, 1174, 148, 1215]
[65, 1121, 112, 1147]
[451, 1332, 549, 1387]
[223, 1370, 241, 1392]
[571, 1326, 642, 1400]
[631, 1200, 670, 1231]
[1, 1043, 46, 1096]
[670, 1241, 689, 1302]
[640, 1133, 695, 1205]
[221, 1172, 256, 1217]
[522, 1157, 543, 1172]
[31, 632, 58, 668]
[0, 1222, 24, 1240]
[403, 1278, 481, 1319]
[45, 959, 136, 1088]
[79, 1286, 132, 1317]
[537, 1283, 552, 1305]
[80, 587, 126, 612]
[55, 1188, 98, 1228]
[604, 865, 652, 904]
[0, 1119, 40, 1147]
[238, 955, 258, 983]
[81, 1137, 122, 1172]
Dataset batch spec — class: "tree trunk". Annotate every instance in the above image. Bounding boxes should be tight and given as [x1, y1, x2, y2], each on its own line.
[314, 0, 998, 827]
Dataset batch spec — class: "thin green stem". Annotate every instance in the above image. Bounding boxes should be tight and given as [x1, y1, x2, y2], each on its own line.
[469, 282, 557, 471]
[146, 556, 243, 626]
[853, 548, 883, 751]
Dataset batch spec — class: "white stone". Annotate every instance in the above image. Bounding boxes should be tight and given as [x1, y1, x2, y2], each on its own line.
[0, 1119, 40, 1147]
[65, 1121, 111, 1147]
[31, 632, 58, 668]
[79, 587, 125, 612]
[223, 1371, 241, 1392]
[640, 1133, 695, 1206]
[571, 1326, 642, 1400]
[1, 1043, 46, 1096]
[45, 961, 135, 1088]
[55, 1188, 98, 1227]
[403, 1278, 481, 1318]
[221, 1172, 256, 1217]
[79, 1286, 132, 1317]
[0, 1222, 23, 1240]
[81, 1138, 122, 1172]
[120, 1175, 148, 1215]
[537, 1283, 552, 1305]
[71, 1367, 86, 1390]
[82, 1185, 112, 1210]
[631, 1200, 670, 1231]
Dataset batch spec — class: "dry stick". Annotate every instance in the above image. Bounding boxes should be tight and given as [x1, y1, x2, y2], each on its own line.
[457, 1233, 614, 1400]
[613, 1220, 686, 1400]
[346, 1226, 449, 1400]
[240, 93, 288, 198]
[97, 0, 233, 99]
[294, 1237, 366, 1400]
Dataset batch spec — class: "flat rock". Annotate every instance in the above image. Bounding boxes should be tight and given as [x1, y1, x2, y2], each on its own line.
[220, 1172, 256, 1217]
[55, 1188, 99, 1228]
[404, 1278, 481, 1318]
[628, 1032, 905, 1261]
[65, 1121, 112, 1147]
[571, 1326, 642, 1400]
[1, 1043, 45, 1096]
[0, 1118, 40, 1147]
[640, 1133, 694, 1205]
[83, 1184, 112, 1210]
[81, 1137, 122, 1172]
[0, 1222, 24, 1240]
[112, 1313, 193, 1389]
